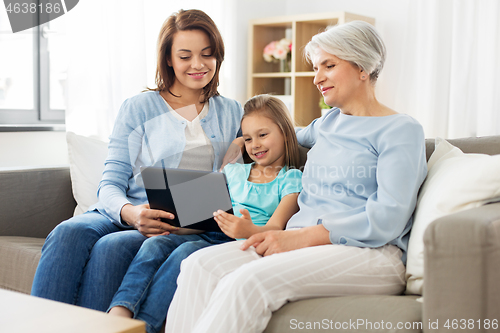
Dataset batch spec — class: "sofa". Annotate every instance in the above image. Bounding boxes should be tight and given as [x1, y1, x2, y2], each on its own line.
[1, 136, 499, 333]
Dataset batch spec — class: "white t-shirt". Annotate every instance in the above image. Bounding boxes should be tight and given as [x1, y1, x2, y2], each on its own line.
[164, 100, 215, 171]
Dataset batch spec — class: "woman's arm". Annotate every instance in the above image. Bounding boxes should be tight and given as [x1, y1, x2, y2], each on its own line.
[220, 137, 245, 171]
[240, 224, 331, 256]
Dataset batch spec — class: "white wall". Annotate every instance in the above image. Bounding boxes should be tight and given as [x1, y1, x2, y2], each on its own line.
[222, 0, 411, 111]
[0, 0, 411, 168]
[0, 132, 68, 168]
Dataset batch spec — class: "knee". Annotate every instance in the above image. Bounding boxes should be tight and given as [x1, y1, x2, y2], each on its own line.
[93, 230, 146, 258]
[44, 218, 94, 251]
[174, 241, 207, 261]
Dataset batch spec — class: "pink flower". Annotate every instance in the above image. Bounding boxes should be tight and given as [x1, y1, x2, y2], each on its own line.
[273, 43, 288, 60]
[263, 38, 291, 62]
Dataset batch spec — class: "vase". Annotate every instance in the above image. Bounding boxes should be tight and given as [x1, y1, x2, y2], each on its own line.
[279, 58, 291, 72]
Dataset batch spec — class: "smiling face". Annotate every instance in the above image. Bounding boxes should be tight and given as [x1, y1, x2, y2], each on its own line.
[312, 48, 365, 109]
[241, 112, 286, 170]
[168, 29, 217, 94]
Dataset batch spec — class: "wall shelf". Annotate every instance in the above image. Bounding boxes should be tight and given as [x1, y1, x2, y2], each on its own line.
[248, 12, 375, 126]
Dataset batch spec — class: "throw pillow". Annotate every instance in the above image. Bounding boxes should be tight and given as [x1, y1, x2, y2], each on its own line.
[405, 137, 500, 295]
[66, 132, 108, 216]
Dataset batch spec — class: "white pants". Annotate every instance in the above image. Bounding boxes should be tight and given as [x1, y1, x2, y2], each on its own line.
[166, 240, 406, 333]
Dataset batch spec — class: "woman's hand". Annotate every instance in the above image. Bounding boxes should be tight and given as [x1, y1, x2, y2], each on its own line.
[220, 137, 245, 171]
[213, 209, 257, 239]
[120, 204, 179, 237]
[240, 224, 331, 256]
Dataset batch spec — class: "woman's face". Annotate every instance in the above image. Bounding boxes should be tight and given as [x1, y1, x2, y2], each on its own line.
[241, 113, 286, 170]
[168, 29, 217, 94]
[312, 48, 364, 109]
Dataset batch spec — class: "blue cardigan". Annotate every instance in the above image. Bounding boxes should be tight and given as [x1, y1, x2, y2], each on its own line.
[91, 91, 243, 225]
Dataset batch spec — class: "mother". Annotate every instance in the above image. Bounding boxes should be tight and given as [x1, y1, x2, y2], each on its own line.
[166, 20, 428, 333]
[31, 9, 242, 312]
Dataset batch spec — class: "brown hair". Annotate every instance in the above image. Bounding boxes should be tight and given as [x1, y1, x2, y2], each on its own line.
[243, 94, 300, 169]
[148, 9, 224, 102]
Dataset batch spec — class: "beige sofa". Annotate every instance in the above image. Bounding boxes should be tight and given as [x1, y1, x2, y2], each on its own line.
[1, 136, 499, 333]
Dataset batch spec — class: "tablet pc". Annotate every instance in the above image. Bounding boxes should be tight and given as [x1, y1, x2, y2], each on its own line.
[140, 166, 233, 232]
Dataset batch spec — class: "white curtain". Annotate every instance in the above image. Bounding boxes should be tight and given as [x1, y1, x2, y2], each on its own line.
[395, 0, 500, 139]
[63, 0, 231, 140]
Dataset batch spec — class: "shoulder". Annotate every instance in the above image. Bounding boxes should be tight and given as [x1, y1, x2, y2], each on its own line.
[223, 162, 249, 177]
[123, 91, 159, 106]
[209, 95, 243, 112]
[375, 114, 425, 153]
[282, 167, 303, 179]
[279, 167, 303, 186]
[383, 114, 425, 140]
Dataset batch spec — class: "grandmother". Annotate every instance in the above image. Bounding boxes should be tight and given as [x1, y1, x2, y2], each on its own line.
[165, 20, 428, 333]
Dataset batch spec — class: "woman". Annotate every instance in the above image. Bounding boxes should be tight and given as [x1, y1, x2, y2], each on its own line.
[165, 20, 428, 333]
[31, 9, 243, 312]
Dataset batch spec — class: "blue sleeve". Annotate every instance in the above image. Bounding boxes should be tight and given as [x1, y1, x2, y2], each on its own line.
[97, 97, 143, 223]
[279, 169, 303, 200]
[321, 120, 428, 248]
[295, 109, 338, 148]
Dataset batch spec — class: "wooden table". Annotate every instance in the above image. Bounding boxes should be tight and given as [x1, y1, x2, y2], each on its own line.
[0, 289, 146, 333]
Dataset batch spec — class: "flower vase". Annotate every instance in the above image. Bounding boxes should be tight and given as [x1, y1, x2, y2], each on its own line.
[279, 59, 291, 72]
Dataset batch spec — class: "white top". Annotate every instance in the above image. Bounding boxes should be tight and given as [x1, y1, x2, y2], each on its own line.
[163, 100, 215, 171]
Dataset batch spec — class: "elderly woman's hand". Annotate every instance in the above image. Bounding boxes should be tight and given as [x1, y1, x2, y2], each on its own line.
[240, 225, 331, 256]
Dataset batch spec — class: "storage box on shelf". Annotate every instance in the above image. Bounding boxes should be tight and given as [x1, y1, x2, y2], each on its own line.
[248, 12, 375, 126]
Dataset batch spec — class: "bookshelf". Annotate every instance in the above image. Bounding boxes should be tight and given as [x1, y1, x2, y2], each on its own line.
[247, 12, 375, 126]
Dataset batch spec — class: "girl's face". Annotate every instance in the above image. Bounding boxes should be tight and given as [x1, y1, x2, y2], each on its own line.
[312, 48, 364, 109]
[168, 29, 217, 94]
[241, 113, 286, 169]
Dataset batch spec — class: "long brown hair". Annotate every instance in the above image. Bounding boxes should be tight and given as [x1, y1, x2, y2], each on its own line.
[243, 95, 300, 169]
[148, 9, 224, 102]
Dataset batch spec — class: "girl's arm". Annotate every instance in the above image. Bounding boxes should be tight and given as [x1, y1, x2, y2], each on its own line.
[214, 192, 299, 239]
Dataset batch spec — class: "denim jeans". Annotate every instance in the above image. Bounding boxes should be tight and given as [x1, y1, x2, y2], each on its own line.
[108, 232, 234, 333]
[31, 211, 147, 311]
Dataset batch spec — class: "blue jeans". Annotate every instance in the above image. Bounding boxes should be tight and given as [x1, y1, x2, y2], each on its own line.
[31, 211, 147, 311]
[108, 232, 234, 333]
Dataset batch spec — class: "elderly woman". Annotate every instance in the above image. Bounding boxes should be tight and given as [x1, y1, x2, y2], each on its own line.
[165, 20, 428, 333]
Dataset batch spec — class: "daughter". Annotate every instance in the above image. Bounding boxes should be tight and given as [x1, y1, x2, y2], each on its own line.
[108, 94, 303, 333]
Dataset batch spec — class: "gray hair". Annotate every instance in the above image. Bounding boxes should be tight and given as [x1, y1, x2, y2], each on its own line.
[304, 21, 386, 83]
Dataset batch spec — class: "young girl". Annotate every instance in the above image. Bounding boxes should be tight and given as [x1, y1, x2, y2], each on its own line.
[107, 94, 303, 333]
[215, 94, 303, 239]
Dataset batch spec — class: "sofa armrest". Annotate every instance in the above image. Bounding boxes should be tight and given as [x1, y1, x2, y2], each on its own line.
[0, 166, 76, 239]
[423, 202, 500, 332]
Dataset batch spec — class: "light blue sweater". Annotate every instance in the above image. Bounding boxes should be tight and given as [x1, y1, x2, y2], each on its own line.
[91, 91, 243, 225]
[287, 108, 427, 262]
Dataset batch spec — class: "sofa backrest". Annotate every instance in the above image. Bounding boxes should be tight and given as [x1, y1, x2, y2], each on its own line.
[293, 135, 500, 169]
[425, 135, 500, 161]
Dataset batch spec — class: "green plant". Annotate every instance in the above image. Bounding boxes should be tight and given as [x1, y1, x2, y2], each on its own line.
[319, 96, 330, 109]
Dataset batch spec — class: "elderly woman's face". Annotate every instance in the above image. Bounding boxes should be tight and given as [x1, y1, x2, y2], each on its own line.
[312, 48, 364, 108]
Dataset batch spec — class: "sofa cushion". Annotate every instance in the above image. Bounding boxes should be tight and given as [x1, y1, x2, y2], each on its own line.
[406, 138, 500, 295]
[0, 166, 76, 239]
[0, 237, 44, 294]
[66, 132, 108, 215]
[265, 295, 422, 333]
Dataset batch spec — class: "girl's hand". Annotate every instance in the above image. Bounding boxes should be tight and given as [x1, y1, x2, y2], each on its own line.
[220, 137, 245, 171]
[120, 204, 179, 238]
[213, 208, 257, 239]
